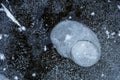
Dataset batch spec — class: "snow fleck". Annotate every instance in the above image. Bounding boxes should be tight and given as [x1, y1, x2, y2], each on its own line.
[90, 12, 95, 16]
[117, 5, 120, 10]
[114, 40, 116, 43]
[118, 31, 120, 36]
[64, 34, 72, 42]
[32, 73, 36, 77]
[45, 24, 48, 27]
[101, 73, 105, 77]
[3, 34, 9, 38]
[80, 6, 83, 9]
[0, 34, 9, 40]
[31, 22, 35, 28]
[18, 26, 26, 32]
[14, 76, 18, 80]
[12, 56, 15, 60]
[68, 16, 72, 19]
[0, 34, 3, 40]
[0, 53, 5, 60]
[105, 30, 110, 38]
[111, 32, 115, 36]
[3, 68, 6, 71]
[44, 46, 47, 51]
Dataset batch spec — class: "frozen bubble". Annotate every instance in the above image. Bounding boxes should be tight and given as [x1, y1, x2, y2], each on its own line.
[71, 41, 100, 67]
[50, 20, 101, 67]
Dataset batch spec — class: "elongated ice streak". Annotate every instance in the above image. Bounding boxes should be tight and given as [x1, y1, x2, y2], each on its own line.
[0, 8, 4, 11]
[1, 3, 21, 27]
[1, 3, 26, 31]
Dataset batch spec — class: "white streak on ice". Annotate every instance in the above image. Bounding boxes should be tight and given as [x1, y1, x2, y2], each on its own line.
[0, 8, 4, 11]
[117, 5, 120, 10]
[1, 3, 21, 27]
[1, 3, 26, 31]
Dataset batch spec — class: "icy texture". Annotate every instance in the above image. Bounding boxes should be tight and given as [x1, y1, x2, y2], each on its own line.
[0, 74, 9, 80]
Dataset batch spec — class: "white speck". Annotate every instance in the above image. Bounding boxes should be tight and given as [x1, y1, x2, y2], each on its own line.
[114, 40, 116, 43]
[80, 6, 83, 9]
[3, 34, 9, 38]
[90, 12, 95, 16]
[111, 32, 115, 36]
[14, 76, 18, 80]
[117, 5, 120, 10]
[3, 68, 6, 71]
[101, 73, 105, 77]
[0, 53, 5, 60]
[44, 46, 47, 51]
[105, 30, 109, 34]
[45, 24, 48, 26]
[32, 73, 36, 77]
[12, 56, 15, 60]
[18, 26, 26, 32]
[31, 22, 35, 28]
[1, 3, 22, 27]
[105, 30, 110, 38]
[118, 31, 120, 36]
[69, 16, 72, 19]
[64, 34, 72, 42]
[0, 34, 3, 40]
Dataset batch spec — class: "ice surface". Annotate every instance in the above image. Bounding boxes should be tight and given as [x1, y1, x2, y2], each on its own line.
[0, 0, 120, 80]
[0, 74, 9, 80]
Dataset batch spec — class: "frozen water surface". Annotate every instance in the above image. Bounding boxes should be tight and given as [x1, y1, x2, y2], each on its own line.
[0, 0, 120, 80]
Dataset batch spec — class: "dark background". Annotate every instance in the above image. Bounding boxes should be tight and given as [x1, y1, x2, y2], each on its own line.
[0, 0, 120, 80]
